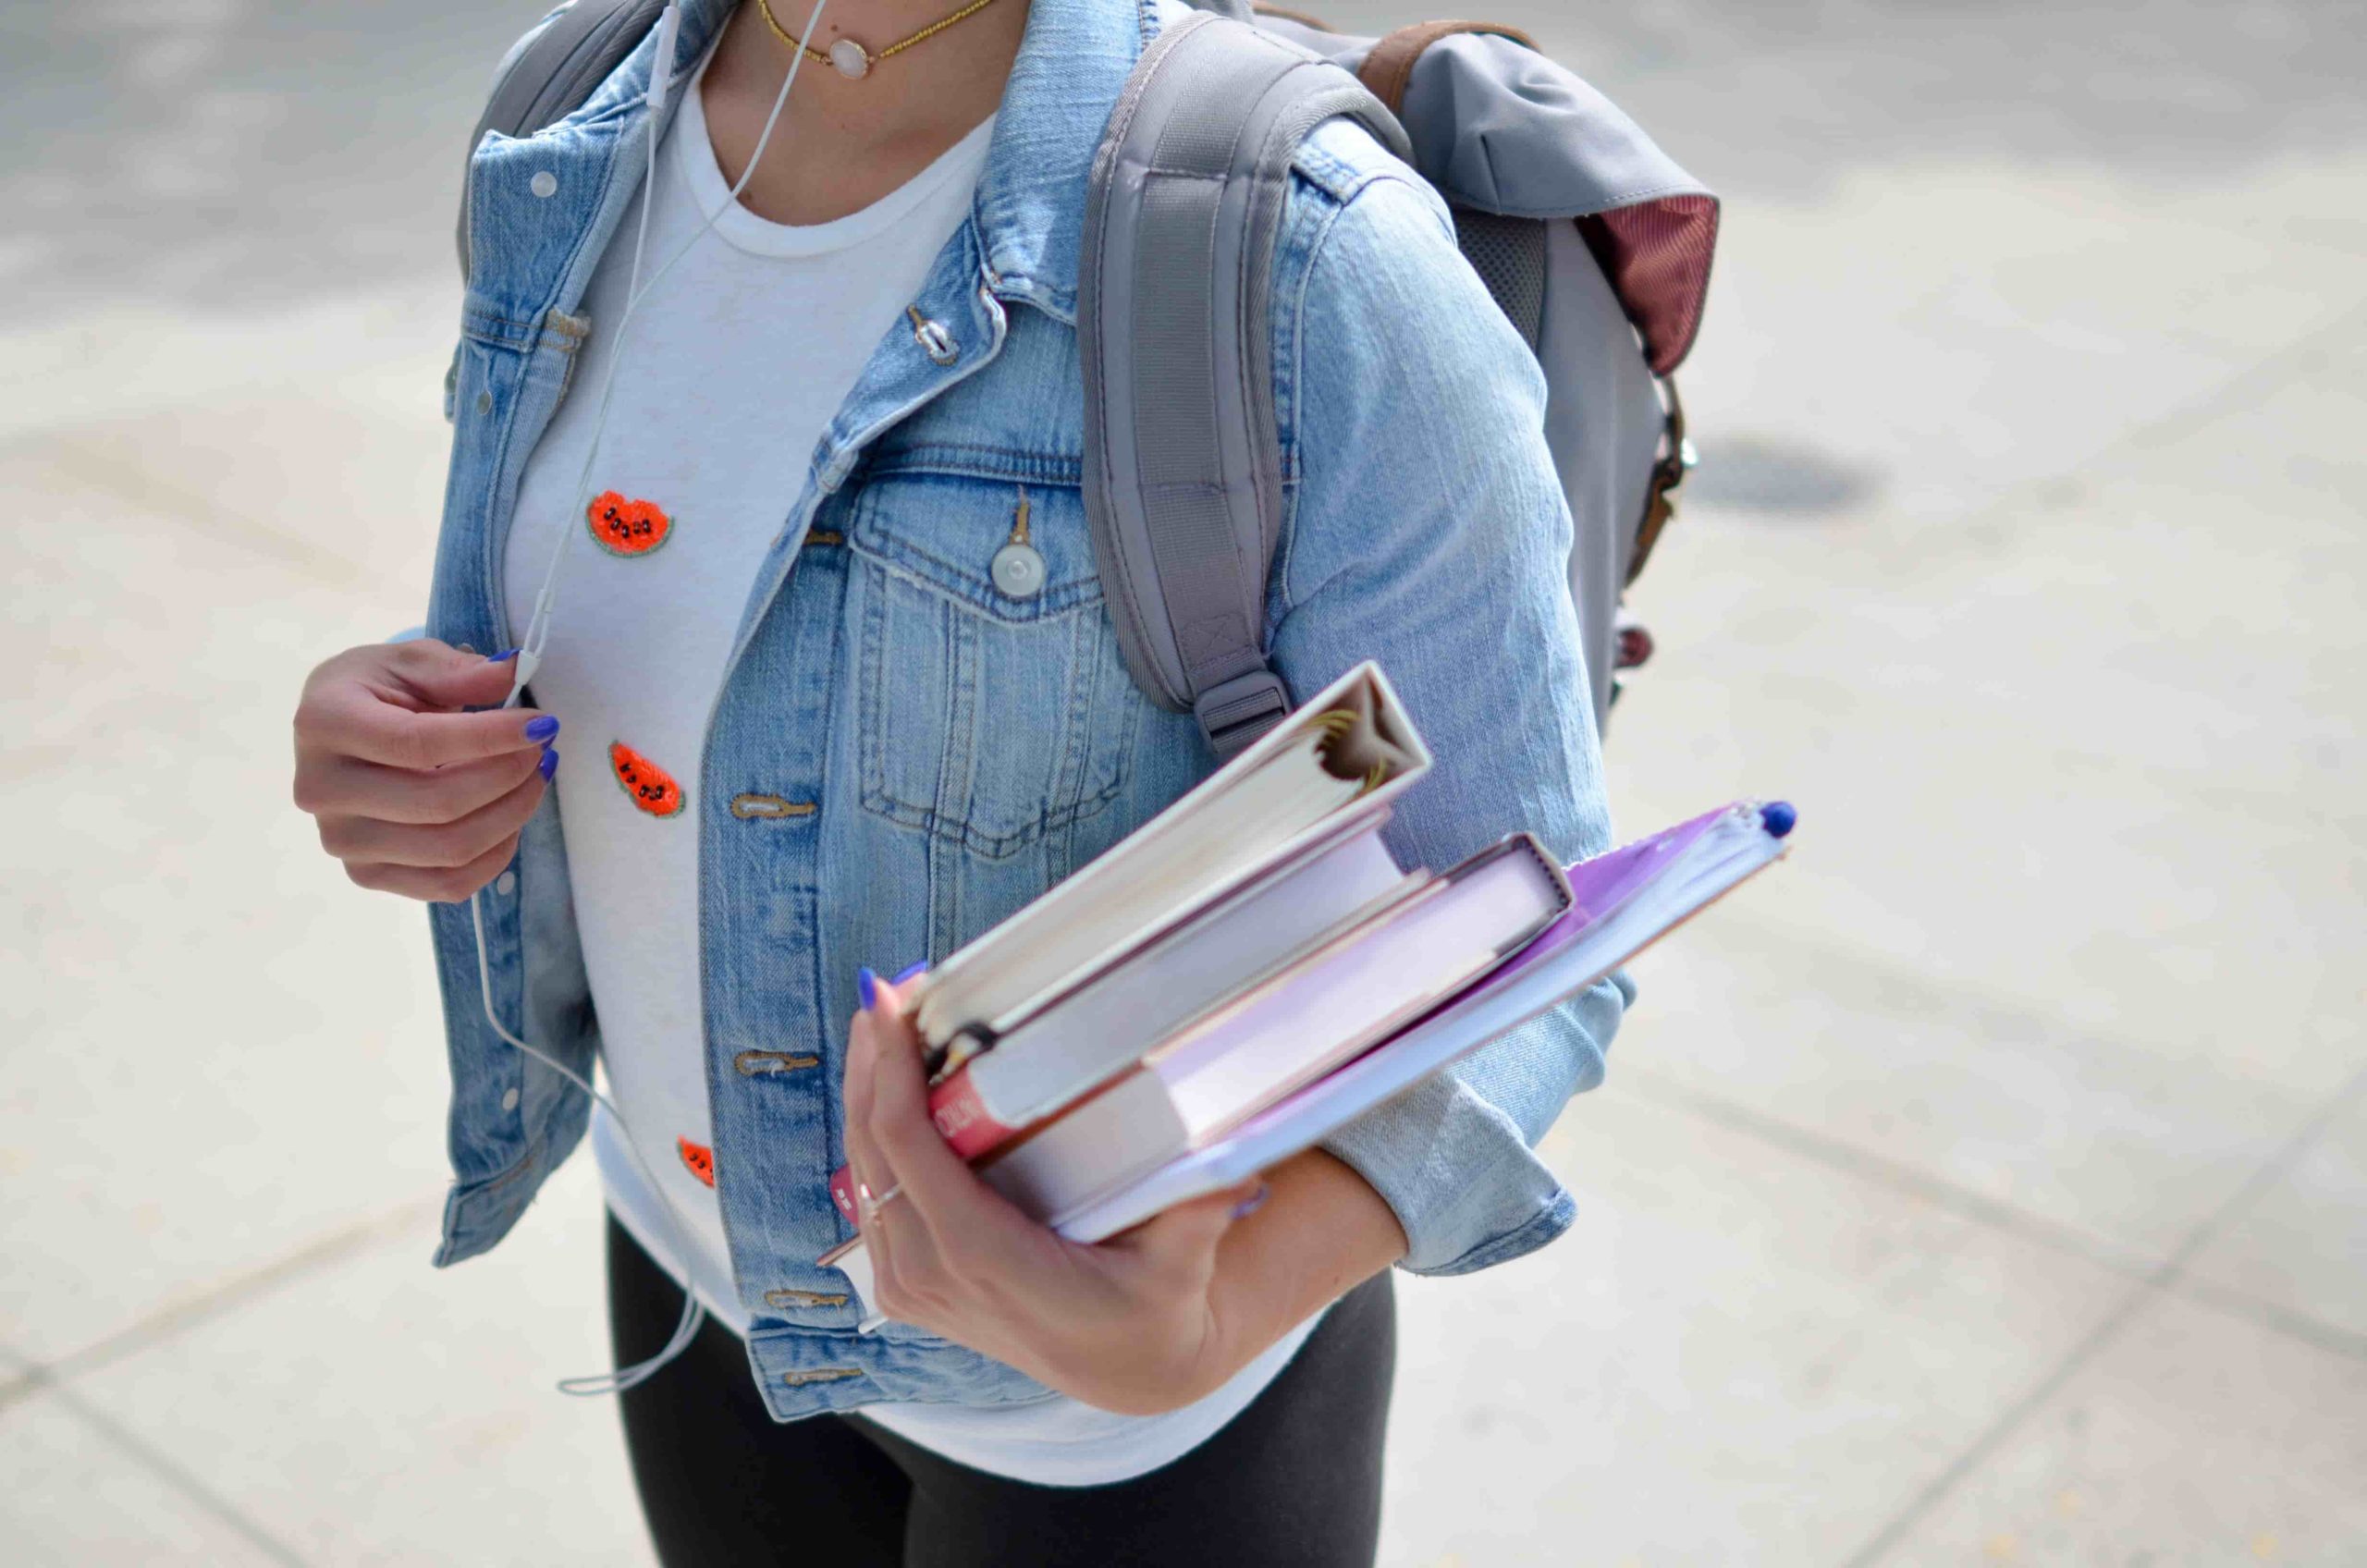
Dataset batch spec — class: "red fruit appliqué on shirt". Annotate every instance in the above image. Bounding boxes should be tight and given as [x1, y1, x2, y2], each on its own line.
[609, 741, 685, 817]
[678, 1137, 716, 1188]
[587, 490, 673, 557]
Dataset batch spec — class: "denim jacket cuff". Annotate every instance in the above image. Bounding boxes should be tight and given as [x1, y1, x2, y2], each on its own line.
[434, 1147, 557, 1268]
[1318, 1072, 1579, 1277]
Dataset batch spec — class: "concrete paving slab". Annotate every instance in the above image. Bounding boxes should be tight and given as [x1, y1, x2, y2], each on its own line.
[2183, 1083, 2367, 1348]
[1613, 322, 2367, 1050]
[1, 447, 459, 1366]
[1378, 1084, 2128, 1567]
[6, 0, 2361, 1560]
[1674, 158, 2367, 533]
[1495, 0, 2367, 535]
[0, 288, 456, 449]
[1876, 1291, 2367, 1567]
[0, 1387, 296, 1566]
[64, 1156, 651, 1568]
[1590, 313, 2367, 1268]
[1612, 919, 2348, 1273]
[0, 4, 526, 326]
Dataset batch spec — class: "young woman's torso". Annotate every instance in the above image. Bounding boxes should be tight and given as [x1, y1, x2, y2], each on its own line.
[499, 61, 1315, 1483]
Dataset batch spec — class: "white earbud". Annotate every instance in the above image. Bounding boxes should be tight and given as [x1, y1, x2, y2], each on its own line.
[646, 5, 683, 113]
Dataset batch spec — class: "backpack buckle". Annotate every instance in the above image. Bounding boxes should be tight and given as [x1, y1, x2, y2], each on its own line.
[1194, 668, 1293, 762]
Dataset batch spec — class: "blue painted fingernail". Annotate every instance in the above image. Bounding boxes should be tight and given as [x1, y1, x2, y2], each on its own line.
[892, 961, 929, 985]
[1760, 800, 1797, 839]
[857, 966, 878, 1012]
[490, 648, 521, 662]
[1230, 1182, 1270, 1221]
[523, 715, 559, 741]
[538, 747, 558, 780]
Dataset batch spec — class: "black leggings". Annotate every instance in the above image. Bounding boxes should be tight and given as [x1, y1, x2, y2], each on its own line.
[607, 1218, 1395, 1567]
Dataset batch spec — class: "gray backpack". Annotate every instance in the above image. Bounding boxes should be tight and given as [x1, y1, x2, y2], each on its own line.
[461, 0, 1717, 756]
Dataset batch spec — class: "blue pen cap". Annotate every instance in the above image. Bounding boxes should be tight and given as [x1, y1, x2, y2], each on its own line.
[1760, 800, 1797, 839]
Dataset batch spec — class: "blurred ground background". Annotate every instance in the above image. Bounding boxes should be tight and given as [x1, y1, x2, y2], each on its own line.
[3, 0, 2362, 1562]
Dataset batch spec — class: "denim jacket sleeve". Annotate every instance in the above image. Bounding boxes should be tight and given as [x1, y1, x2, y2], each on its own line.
[1268, 135, 1633, 1276]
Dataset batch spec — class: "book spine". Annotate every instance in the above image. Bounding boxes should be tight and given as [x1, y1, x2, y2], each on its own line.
[927, 1070, 1023, 1160]
[822, 1072, 1020, 1224]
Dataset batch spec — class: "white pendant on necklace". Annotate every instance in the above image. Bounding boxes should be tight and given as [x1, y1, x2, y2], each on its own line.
[828, 38, 872, 79]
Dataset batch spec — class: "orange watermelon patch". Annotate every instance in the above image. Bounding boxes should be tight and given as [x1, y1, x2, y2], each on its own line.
[587, 490, 673, 557]
[609, 741, 685, 817]
[678, 1136, 716, 1188]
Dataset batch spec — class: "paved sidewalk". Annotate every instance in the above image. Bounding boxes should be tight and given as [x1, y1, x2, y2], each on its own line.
[5, 2, 2361, 1563]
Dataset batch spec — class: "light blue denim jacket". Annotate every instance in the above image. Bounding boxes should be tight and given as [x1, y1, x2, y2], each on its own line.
[425, 0, 1629, 1420]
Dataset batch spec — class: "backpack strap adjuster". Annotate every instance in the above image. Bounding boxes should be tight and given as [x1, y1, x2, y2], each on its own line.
[1193, 668, 1294, 762]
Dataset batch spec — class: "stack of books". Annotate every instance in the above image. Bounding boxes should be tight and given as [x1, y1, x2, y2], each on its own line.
[822, 664, 1793, 1316]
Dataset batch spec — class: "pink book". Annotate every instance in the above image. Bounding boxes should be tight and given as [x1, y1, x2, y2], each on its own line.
[925, 819, 1417, 1159]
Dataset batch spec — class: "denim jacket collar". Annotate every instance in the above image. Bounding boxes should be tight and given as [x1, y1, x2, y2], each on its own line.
[608, 0, 1155, 326]
[969, 0, 1159, 322]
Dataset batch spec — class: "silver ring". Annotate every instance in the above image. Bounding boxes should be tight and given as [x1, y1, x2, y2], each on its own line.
[859, 1181, 904, 1223]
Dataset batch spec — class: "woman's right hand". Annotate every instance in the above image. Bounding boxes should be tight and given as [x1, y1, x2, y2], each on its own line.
[292, 640, 559, 903]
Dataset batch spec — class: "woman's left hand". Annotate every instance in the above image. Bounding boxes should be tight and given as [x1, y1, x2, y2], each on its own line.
[841, 974, 1268, 1416]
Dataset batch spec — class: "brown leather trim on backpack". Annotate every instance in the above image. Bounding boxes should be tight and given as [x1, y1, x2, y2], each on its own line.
[1355, 19, 1539, 116]
[1626, 378, 1691, 586]
[1334, 17, 1694, 595]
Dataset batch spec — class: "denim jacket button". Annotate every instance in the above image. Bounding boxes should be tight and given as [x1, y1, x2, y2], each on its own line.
[529, 170, 558, 198]
[495, 870, 517, 896]
[764, 1287, 850, 1308]
[909, 310, 959, 366]
[990, 541, 1046, 599]
[500, 1086, 521, 1113]
[734, 1049, 821, 1075]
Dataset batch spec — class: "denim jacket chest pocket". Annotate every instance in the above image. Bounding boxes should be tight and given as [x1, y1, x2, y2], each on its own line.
[846, 464, 1139, 863]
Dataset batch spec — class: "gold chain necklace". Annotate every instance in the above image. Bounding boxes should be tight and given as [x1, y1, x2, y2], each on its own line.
[755, 0, 1006, 80]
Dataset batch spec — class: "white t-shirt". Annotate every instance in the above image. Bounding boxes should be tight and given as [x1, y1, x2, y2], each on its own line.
[503, 68, 1316, 1488]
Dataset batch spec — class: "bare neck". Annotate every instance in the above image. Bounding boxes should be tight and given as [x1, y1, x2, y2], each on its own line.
[700, 0, 1031, 227]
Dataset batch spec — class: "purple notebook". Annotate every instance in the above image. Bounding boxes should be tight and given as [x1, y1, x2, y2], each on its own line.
[1044, 800, 1797, 1243]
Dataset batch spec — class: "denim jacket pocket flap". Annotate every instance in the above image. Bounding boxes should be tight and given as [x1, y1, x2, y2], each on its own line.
[846, 467, 1101, 623]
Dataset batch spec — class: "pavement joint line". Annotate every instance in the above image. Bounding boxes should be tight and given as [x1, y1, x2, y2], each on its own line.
[1617, 1066, 2162, 1282]
[1697, 900, 2354, 1091]
[1625, 1065, 2367, 1364]
[30, 1368, 316, 1568]
[18, 435, 374, 589]
[1646, 910, 2367, 1355]
[2116, 298, 2367, 458]
[1842, 1054, 2367, 1566]
[0, 1197, 434, 1416]
[2173, 1276, 2367, 1366]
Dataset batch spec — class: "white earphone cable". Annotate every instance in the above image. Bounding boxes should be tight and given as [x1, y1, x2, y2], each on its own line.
[509, 0, 829, 709]
[470, 884, 705, 1395]
[481, 0, 834, 1396]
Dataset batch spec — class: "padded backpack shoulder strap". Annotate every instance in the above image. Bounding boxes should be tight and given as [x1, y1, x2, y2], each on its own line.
[458, 0, 665, 281]
[1079, 12, 1410, 762]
